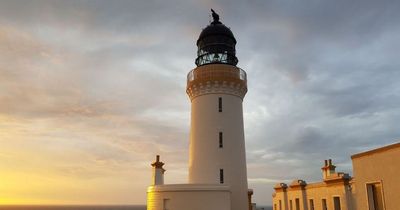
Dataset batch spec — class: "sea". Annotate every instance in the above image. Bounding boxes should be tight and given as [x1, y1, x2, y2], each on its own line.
[0, 206, 272, 210]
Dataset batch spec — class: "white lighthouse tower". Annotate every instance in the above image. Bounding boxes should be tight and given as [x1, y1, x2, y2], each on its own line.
[146, 10, 249, 210]
[186, 10, 248, 210]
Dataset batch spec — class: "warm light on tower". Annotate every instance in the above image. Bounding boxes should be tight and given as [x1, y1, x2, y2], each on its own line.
[186, 10, 249, 210]
[146, 10, 249, 210]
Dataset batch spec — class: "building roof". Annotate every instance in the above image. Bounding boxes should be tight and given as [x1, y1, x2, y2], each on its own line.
[351, 141, 400, 159]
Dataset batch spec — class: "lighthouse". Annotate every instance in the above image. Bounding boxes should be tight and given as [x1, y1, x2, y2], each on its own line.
[186, 10, 248, 210]
[147, 10, 249, 210]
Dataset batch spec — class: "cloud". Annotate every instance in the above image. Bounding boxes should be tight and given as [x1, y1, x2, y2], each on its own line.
[0, 0, 400, 206]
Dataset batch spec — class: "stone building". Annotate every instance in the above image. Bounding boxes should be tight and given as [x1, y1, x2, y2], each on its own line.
[272, 142, 400, 210]
[351, 142, 400, 210]
[273, 159, 353, 210]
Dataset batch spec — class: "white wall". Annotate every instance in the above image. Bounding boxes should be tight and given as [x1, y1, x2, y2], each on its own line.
[188, 93, 248, 210]
[147, 184, 231, 210]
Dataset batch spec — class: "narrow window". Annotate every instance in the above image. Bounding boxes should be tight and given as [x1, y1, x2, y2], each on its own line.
[218, 97, 222, 112]
[295, 198, 300, 210]
[279, 200, 282, 210]
[309, 199, 314, 210]
[163, 199, 170, 210]
[333, 197, 341, 210]
[367, 182, 384, 210]
[219, 132, 223, 148]
[219, 169, 224, 183]
[274, 204, 277, 210]
[289, 200, 293, 210]
[322, 199, 327, 210]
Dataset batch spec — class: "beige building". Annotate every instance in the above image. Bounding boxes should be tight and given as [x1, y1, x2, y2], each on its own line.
[351, 142, 400, 210]
[272, 142, 400, 210]
[273, 159, 353, 210]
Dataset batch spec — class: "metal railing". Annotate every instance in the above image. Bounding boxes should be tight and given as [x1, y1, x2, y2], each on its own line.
[187, 66, 247, 84]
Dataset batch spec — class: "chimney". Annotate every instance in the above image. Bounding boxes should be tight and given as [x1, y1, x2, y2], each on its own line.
[151, 155, 166, 185]
[328, 159, 336, 176]
[321, 159, 336, 180]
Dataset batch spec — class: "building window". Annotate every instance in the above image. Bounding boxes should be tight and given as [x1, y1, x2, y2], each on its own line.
[367, 182, 384, 210]
[322, 199, 328, 210]
[289, 200, 293, 210]
[219, 132, 223, 148]
[279, 200, 282, 210]
[163, 199, 170, 210]
[274, 204, 277, 210]
[309, 199, 314, 210]
[218, 97, 222, 112]
[295, 198, 300, 210]
[219, 169, 224, 184]
[333, 196, 341, 210]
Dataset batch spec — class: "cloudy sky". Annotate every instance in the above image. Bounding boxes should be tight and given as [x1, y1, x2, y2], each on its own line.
[0, 0, 399, 206]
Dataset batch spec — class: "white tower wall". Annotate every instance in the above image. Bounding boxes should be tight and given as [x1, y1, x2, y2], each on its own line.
[147, 12, 250, 210]
[186, 64, 248, 210]
[189, 94, 246, 183]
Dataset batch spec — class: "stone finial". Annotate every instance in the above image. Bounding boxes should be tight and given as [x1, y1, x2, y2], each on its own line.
[273, 183, 288, 190]
[151, 155, 165, 170]
[151, 155, 166, 185]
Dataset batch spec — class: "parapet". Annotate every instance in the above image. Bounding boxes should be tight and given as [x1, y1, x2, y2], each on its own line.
[273, 183, 288, 190]
[289, 179, 307, 189]
[186, 64, 247, 100]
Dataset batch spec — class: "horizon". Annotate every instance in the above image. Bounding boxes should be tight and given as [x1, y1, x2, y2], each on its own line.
[1, 0, 399, 206]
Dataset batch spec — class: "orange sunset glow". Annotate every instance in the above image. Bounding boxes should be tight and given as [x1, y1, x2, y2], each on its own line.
[1, 0, 399, 207]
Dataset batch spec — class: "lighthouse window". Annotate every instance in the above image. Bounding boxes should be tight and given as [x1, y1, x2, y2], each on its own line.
[219, 132, 223, 148]
[218, 97, 222, 112]
[219, 169, 224, 184]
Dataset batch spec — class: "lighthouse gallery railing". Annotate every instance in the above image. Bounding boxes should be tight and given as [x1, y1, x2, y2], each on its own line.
[187, 66, 247, 85]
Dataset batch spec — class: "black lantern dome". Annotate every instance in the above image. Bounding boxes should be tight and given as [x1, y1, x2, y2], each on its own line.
[195, 9, 238, 67]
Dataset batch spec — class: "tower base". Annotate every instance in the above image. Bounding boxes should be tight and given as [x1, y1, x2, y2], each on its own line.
[147, 184, 231, 210]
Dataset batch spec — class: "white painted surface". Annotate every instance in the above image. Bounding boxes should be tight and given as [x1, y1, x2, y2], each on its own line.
[152, 168, 164, 185]
[147, 184, 231, 210]
[188, 90, 248, 210]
